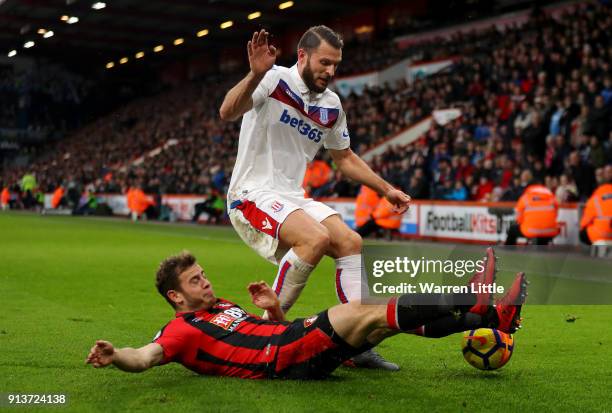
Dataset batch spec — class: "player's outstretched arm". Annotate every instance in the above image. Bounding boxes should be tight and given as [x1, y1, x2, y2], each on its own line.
[219, 29, 276, 121]
[248, 281, 286, 322]
[86, 340, 163, 373]
[329, 148, 411, 213]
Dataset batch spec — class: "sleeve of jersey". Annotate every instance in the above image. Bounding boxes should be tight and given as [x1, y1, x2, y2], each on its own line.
[324, 108, 351, 150]
[153, 320, 190, 365]
[251, 67, 279, 108]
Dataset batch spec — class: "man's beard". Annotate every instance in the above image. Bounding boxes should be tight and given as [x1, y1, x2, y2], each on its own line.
[302, 57, 328, 93]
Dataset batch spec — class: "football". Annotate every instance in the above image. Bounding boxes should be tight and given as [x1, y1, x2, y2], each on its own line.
[461, 328, 514, 370]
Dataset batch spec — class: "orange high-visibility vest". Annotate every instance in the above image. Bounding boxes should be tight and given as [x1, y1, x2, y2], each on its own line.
[373, 197, 402, 230]
[303, 160, 332, 189]
[1, 187, 9, 206]
[580, 183, 612, 242]
[132, 188, 154, 214]
[302, 168, 312, 198]
[126, 188, 136, 212]
[516, 184, 559, 238]
[355, 186, 380, 227]
[51, 187, 64, 209]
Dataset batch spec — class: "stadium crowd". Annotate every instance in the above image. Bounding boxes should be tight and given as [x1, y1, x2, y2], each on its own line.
[0, 64, 91, 135]
[1, 2, 610, 212]
[330, 2, 612, 202]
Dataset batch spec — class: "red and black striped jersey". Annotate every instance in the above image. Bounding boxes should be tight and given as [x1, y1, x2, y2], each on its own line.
[153, 298, 290, 379]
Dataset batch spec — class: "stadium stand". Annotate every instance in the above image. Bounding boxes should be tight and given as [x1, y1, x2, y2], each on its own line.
[336, 2, 611, 202]
[0, 64, 91, 135]
[0, 1, 610, 210]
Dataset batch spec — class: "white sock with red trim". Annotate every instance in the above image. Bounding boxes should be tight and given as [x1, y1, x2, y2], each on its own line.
[271, 248, 314, 314]
[334, 254, 362, 303]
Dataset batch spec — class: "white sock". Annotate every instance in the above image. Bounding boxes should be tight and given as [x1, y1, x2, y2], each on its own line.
[271, 248, 314, 313]
[335, 254, 362, 303]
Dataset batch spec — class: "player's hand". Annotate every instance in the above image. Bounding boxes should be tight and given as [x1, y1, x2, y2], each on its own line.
[248, 281, 279, 311]
[385, 189, 411, 214]
[247, 29, 276, 77]
[86, 340, 115, 368]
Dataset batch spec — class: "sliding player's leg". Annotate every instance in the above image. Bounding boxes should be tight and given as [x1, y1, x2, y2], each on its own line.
[273, 276, 527, 379]
[326, 297, 467, 349]
[328, 271, 527, 348]
[273, 299, 455, 379]
[328, 294, 479, 348]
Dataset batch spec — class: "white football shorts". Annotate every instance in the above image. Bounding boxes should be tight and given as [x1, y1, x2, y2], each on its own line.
[228, 189, 338, 264]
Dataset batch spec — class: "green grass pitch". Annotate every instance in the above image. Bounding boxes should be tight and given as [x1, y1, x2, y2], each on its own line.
[1, 212, 611, 412]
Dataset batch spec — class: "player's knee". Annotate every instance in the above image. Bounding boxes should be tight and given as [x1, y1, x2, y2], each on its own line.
[346, 230, 362, 253]
[333, 229, 362, 255]
[307, 227, 331, 254]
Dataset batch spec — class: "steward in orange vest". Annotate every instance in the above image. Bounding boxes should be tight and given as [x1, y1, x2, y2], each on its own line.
[127, 187, 157, 220]
[373, 198, 402, 230]
[579, 183, 612, 244]
[1, 186, 9, 209]
[51, 186, 65, 209]
[505, 183, 559, 245]
[303, 160, 332, 197]
[356, 186, 402, 238]
[355, 186, 379, 228]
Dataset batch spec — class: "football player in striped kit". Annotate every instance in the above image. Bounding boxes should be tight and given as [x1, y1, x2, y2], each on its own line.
[86, 251, 526, 379]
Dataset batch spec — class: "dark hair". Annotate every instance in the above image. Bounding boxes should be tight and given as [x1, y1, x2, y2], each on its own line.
[155, 251, 196, 308]
[297, 25, 343, 53]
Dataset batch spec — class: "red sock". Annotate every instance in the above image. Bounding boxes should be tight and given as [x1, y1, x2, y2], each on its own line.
[386, 297, 400, 330]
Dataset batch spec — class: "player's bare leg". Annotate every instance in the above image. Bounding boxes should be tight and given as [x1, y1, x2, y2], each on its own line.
[322, 214, 362, 258]
[327, 299, 476, 365]
[321, 214, 399, 370]
[268, 209, 329, 315]
[364, 328, 399, 346]
[327, 302, 389, 348]
[327, 297, 478, 348]
[279, 209, 330, 264]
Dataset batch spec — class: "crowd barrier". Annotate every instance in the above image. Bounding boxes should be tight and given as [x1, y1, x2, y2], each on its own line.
[322, 198, 580, 245]
[44, 194, 581, 245]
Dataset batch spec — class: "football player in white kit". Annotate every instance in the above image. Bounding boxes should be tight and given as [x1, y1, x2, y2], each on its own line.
[219, 26, 411, 370]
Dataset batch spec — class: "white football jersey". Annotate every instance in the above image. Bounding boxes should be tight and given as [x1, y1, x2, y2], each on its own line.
[228, 64, 350, 198]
